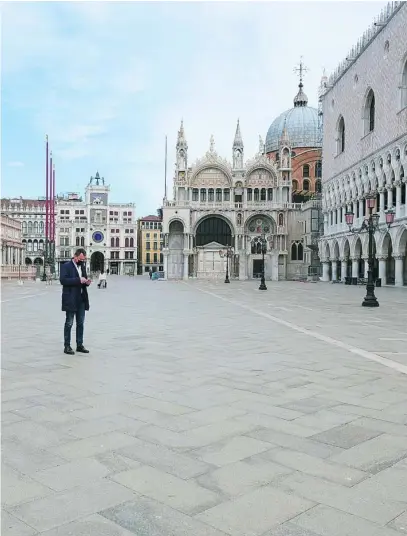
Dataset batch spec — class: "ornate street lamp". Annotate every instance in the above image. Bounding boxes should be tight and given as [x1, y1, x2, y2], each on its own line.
[345, 195, 395, 307]
[252, 234, 272, 291]
[219, 246, 234, 283]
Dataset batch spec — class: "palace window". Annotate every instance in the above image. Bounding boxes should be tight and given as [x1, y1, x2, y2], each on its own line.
[315, 161, 322, 178]
[208, 188, 214, 202]
[336, 116, 345, 154]
[247, 188, 253, 201]
[261, 188, 266, 201]
[192, 188, 199, 201]
[267, 188, 273, 201]
[223, 189, 230, 201]
[216, 188, 222, 202]
[363, 89, 375, 134]
[303, 165, 310, 178]
[303, 179, 310, 191]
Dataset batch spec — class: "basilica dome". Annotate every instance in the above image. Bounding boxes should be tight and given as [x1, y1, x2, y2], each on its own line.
[265, 82, 321, 153]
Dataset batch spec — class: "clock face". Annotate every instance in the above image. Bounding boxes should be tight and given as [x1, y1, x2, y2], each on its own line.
[92, 231, 104, 243]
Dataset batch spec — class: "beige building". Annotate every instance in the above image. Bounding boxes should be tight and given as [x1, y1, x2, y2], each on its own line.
[137, 215, 163, 274]
[1, 214, 35, 280]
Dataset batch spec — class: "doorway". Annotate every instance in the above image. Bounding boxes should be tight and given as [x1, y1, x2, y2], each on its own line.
[253, 259, 263, 278]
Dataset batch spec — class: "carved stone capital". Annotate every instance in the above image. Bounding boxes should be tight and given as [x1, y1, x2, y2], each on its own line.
[376, 255, 387, 261]
[392, 254, 405, 261]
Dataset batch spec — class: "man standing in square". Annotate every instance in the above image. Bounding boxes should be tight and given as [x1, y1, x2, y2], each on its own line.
[60, 248, 91, 355]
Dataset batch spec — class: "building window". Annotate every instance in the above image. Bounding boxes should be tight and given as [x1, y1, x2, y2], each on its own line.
[80, 237, 85, 246]
[216, 188, 222, 202]
[153, 233, 157, 239]
[111, 237, 114, 247]
[291, 241, 303, 261]
[247, 188, 253, 201]
[315, 161, 322, 178]
[200, 189, 206, 202]
[160, 253, 163, 263]
[153, 241, 158, 250]
[337, 116, 345, 154]
[129, 237, 134, 247]
[254, 188, 259, 202]
[303, 164, 310, 178]
[146, 241, 150, 250]
[292, 180, 298, 191]
[125, 237, 129, 247]
[125, 251, 134, 259]
[267, 188, 273, 201]
[303, 179, 310, 191]
[208, 188, 214, 202]
[76, 237, 80, 246]
[260, 188, 266, 201]
[146, 253, 150, 263]
[401, 58, 407, 109]
[153, 253, 158, 263]
[315, 179, 322, 193]
[146, 233, 150, 238]
[115, 237, 119, 247]
[364, 89, 375, 134]
[223, 189, 230, 201]
[278, 213, 284, 226]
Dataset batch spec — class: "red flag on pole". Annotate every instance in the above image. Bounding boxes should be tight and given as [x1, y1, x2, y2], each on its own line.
[52, 164, 56, 241]
[45, 136, 49, 241]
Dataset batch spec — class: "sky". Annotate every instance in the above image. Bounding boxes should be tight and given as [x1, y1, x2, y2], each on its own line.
[1, 0, 387, 216]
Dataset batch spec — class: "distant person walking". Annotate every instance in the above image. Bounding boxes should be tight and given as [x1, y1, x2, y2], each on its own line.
[60, 248, 91, 355]
[149, 268, 153, 279]
[98, 270, 107, 289]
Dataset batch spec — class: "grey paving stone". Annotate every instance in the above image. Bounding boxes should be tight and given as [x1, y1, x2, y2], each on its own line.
[195, 485, 314, 536]
[310, 423, 383, 449]
[9, 479, 135, 532]
[111, 465, 221, 515]
[50, 431, 140, 460]
[1, 441, 68, 475]
[33, 458, 111, 491]
[1, 510, 38, 536]
[196, 458, 292, 497]
[1, 463, 53, 507]
[2, 420, 73, 449]
[117, 438, 213, 479]
[39, 514, 137, 535]
[350, 417, 407, 438]
[235, 413, 319, 438]
[279, 397, 340, 414]
[101, 497, 230, 535]
[329, 434, 407, 474]
[259, 448, 367, 486]
[351, 466, 407, 503]
[191, 436, 272, 467]
[265, 523, 322, 536]
[248, 428, 344, 459]
[64, 414, 146, 439]
[388, 512, 407, 534]
[277, 471, 405, 525]
[291, 504, 402, 536]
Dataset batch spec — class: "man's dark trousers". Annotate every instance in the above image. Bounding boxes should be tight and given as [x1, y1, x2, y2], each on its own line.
[64, 299, 86, 347]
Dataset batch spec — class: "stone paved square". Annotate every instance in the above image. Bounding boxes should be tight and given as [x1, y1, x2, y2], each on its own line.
[2, 277, 407, 535]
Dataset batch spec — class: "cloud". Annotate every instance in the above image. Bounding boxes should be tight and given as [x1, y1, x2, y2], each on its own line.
[7, 161, 24, 168]
[1, 1, 388, 215]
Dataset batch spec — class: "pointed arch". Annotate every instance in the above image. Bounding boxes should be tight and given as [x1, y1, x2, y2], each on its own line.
[363, 88, 375, 135]
[336, 115, 345, 154]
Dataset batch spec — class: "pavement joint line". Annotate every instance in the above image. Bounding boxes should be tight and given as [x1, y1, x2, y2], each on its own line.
[186, 283, 407, 376]
[1, 292, 50, 303]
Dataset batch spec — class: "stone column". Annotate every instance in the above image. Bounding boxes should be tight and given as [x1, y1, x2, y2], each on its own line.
[321, 261, 330, 282]
[163, 250, 169, 280]
[359, 199, 364, 220]
[351, 257, 359, 279]
[340, 257, 348, 281]
[183, 252, 189, 281]
[394, 255, 404, 287]
[331, 259, 338, 281]
[387, 186, 393, 209]
[395, 182, 402, 218]
[377, 255, 387, 284]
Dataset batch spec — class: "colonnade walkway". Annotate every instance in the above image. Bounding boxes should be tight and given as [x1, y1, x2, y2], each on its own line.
[2, 277, 407, 536]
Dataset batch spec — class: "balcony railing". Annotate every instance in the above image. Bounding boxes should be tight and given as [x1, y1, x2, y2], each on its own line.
[164, 200, 303, 210]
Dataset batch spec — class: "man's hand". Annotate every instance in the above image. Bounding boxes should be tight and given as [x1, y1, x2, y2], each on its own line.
[80, 277, 88, 284]
[86, 279, 92, 285]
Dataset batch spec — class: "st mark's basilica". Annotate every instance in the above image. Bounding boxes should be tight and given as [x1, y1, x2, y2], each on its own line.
[162, 74, 323, 281]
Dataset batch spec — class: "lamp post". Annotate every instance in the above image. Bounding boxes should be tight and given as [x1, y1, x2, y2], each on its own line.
[345, 195, 395, 307]
[219, 246, 234, 283]
[252, 235, 270, 291]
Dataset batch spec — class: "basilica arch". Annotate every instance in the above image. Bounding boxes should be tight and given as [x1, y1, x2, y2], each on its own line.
[195, 215, 233, 247]
[167, 220, 185, 280]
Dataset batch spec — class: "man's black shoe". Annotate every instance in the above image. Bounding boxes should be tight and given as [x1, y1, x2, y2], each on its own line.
[76, 345, 89, 353]
[64, 346, 75, 355]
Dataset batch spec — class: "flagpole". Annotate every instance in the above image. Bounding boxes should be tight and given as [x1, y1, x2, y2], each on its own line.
[164, 135, 168, 200]
[52, 163, 56, 271]
[43, 136, 49, 281]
